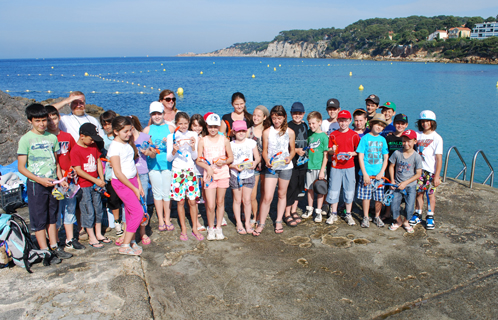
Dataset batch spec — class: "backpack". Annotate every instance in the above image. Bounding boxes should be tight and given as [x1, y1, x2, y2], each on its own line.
[0, 213, 52, 273]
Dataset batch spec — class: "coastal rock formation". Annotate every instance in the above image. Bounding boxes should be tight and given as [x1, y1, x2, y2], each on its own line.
[0, 90, 104, 165]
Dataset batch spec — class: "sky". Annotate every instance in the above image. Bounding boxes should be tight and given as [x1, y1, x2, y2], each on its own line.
[1, 0, 497, 59]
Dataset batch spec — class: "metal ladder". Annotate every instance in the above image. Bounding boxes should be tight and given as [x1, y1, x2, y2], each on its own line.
[442, 146, 494, 188]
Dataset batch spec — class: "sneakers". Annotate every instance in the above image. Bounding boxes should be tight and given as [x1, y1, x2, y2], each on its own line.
[361, 217, 370, 228]
[345, 214, 356, 226]
[214, 228, 225, 240]
[66, 238, 86, 250]
[221, 218, 227, 226]
[302, 206, 313, 219]
[115, 222, 124, 236]
[326, 214, 338, 225]
[426, 215, 435, 230]
[49, 252, 62, 265]
[409, 213, 421, 226]
[207, 227, 216, 241]
[51, 246, 73, 259]
[314, 209, 323, 223]
[373, 217, 385, 228]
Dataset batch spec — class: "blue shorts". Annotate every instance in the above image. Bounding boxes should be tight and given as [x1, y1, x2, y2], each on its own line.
[357, 175, 384, 201]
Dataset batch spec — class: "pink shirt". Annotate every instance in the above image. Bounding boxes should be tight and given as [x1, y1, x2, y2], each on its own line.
[202, 135, 229, 180]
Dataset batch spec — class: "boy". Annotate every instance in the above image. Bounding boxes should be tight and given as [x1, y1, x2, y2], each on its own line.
[380, 101, 396, 137]
[46, 105, 85, 250]
[321, 98, 340, 136]
[388, 130, 422, 233]
[356, 113, 389, 228]
[70, 123, 109, 248]
[411, 111, 443, 230]
[301, 111, 328, 221]
[285, 102, 308, 226]
[365, 94, 380, 122]
[17, 104, 72, 265]
[325, 111, 360, 225]
[353, 109, 369, 138]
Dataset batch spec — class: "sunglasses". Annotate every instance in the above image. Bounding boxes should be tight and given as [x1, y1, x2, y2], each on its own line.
[163, 97, 176, 102]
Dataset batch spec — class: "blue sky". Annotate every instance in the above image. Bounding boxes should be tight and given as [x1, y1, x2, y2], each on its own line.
[1, 0, 497, 59]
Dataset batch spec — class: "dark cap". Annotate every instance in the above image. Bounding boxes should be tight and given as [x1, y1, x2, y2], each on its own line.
[79, 123, 103, 142]
[326, 98, 340, 109]
[290, 102, 305, 113]
[353, 108, 367, 117]
[393, 113, 408, 123]
[365, 94, 380, 105]
[313, 179, 328, 195]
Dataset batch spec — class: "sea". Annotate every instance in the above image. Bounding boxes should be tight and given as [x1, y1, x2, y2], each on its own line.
[0, 56, 497, 187]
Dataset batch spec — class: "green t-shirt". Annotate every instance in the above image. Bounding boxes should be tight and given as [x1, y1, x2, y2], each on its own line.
[17, 131, 60, 181]
[307, 131, 329, 170]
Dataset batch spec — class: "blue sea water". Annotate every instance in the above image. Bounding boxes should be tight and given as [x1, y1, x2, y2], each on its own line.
[1, 56, 497, 186]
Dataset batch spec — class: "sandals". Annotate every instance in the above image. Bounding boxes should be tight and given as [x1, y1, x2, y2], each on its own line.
[274, 220, 284, 234]
[389, 223, 401, 231]
[252, 223, 265, 237]
[119, 244, 142, 256]
[165, 224, 175, 231]
[89, 242, 104, 249]
[191, 232, 204, 241]
[284, 215, 297, 227]
[245, 225, 254, 233]
[403, 225, 414, 233]
[197, 225, 206, 232]
[158, 224, 167, 231]
[180, 233, 188, 241]
[115, 236, 124, 246]
[236, 228, 247, 235]
[97, 237, 112, 244]
[291, 212, 302, 224]
[141, 235, 151, 245]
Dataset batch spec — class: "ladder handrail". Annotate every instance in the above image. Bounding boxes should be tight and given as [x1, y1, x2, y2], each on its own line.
[469, 150, 494, 188]
[442, 146, 467, 182]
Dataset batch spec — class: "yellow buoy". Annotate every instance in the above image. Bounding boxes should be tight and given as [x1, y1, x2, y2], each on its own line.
[391, 62, 392, 65]
[279, 64, 281, 67]
[161, 63, 163, 65]
[359, 85, 364, 90]
[349, 72, 352, 76]
[140, 91, 144, 94]
[267, 65, 269, 67]
[92, 91, 96, 93]
[26, 90, 29, 92]
[5, 90, 9, 92]
[200, 71, 203, 74]
[151, 87, 153, 89]
[163, 69, 166, 71]
[47, 90, 51, 93]
[213, 62, 215, 64]
[328, 64, 330, 66]
[274, 67, 276, 71]
[496, 81, 498, 87]
[144, 85, 146, 88]
[252, 74, 255, 78]
[51, 66, 54, 69]
[115, 91, 119, 94]
[177, 87, 184, 95]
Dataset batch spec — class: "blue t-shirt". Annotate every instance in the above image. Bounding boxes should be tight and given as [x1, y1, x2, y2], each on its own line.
[381, 123, 395, 138]
[356, 133, 389, 176]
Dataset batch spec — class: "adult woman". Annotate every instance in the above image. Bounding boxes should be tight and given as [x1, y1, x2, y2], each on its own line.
[159, 89, 178, 126]
[220, 92, 253, 139]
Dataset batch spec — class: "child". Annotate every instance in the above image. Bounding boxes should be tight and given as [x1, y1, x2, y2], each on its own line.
[108, 116, 145, 255]
[143, 101, 175, 231]
[17, 104, 71, 264]
[229, 120, 260, 234]
[46, 105, 84, 250]
[253, 105, 295, 236]
[356, 113, 389, 228]
[365, 94, 380, 122]
[411, 111, 443, 230]
[321, 99, 340, 136]
[189, 114, 208, 231]
[284, 102, 308, 226]
[353, 109, 369, 138]
[71, 123, 110, 248]
[388, 130, 422, 233]
[325, 110, 360, 225]
[302, 112, 328, 222]
[380, 101, 396, 137]
[167, 112, 203, 241]
[196, 113, 233, 240]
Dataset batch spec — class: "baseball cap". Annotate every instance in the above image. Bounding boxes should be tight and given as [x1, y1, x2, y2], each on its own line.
[418, 110, 436, 121]
[232, 120, 247, 132]
[79, 123, 103, 142]
[326, 98, 340, 109]
[401, 129, 417, 140]
[337, 110, 351, 119]
[313, 179, 328, 195]
[205, 113, 221, 126]
[369, 113, 388, 126]
[290, 102, 305, 113]
[393, 113, 408, 123]
[149, 101, 164, 114]
[203, 112, 213, 121]
[353, 108, 367, 117]
[365, 94, 380, 104]
[380, 101, 396, 111]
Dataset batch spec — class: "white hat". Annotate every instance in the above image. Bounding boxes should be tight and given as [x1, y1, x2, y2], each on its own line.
[149, 101, 164, 114]
[418, 110, 436, 121]
[205, 113, 221, 126]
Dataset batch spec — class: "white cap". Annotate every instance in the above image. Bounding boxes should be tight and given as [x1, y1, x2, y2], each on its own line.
[205, 113, 221, 126]
[149, 101, 164, 114]
[418, 110, 436, 121]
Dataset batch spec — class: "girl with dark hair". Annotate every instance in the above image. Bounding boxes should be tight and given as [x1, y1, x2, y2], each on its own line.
[189, 114, 208, 231]
[220, 92, 253, 139]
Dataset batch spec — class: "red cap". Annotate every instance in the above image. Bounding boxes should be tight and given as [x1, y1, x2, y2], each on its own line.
[203, 112, 213, 121]
[337, 110, 351, 119]
[401, 129, 417, 140]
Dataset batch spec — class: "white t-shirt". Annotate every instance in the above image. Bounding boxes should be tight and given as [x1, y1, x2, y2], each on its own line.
[166, 130, 198, 170]
[416, 131, 443, 174]
[230, 139, 257, 179]
[107, 141, 137, 179]
[60, 113, 104, 142]
[321, 120, 340, 136]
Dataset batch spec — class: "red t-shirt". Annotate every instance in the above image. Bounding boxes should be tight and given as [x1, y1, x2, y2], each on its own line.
[70, 143, 101, 188]
[329, 129, 360, 169]
[56, 131, 76, 172]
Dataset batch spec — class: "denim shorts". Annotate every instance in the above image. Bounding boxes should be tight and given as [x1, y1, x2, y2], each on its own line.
[265, 168, 292, 180]
[326, 167, 355, 204]
[56, 196, 77, 229]
[79, 186, 103, 229]
[391, 185, 416, 220]
[229, 174, 256, 189]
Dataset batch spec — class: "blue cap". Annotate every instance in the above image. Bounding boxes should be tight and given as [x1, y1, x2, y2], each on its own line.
[291, 102, 305, 113]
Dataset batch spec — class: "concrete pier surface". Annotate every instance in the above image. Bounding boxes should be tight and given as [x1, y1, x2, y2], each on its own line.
[2, 179, 498, 319]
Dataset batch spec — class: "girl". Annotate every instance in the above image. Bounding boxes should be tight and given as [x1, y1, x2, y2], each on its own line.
[220, 92, 253, 139]
[196, 113, 233, 241]
[108, 116, 145, 255]
[229, 121, 260, 234]
[189, 114, 208, 232]
[253, 105, 295, 236]
[159, 89, 178, 126]
[130, 115, 152, 245]
[411, 110, 443, 230]
[167, 112, 203, 241]
[247, 105, 271, 227]
[143, 101, 175, 231]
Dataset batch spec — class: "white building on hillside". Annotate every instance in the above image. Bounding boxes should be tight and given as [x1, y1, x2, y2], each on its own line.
[471, 22, 498, 39]
[427, 30, 448, 41]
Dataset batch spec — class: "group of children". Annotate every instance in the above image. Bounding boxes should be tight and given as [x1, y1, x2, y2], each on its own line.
[17, 90, 443, 263]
